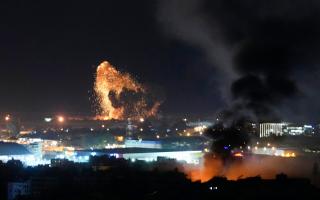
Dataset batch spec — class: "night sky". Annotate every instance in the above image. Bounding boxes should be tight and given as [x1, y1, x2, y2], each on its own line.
[1, 1, 320, 122]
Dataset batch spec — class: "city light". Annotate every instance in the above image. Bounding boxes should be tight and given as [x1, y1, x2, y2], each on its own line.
[234, 152, 244, 157]
[44, 118, 52, 122]
[116, 136, 124, 142]
[5, 115, 10, 121]
[57, 116, 65, 123]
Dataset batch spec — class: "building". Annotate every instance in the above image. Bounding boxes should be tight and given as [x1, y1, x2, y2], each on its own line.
[25, 142, 42, 159]
[283, 126, 304, 136]
[122, 150, 202, 164]
[282, 124, 314, 136]
[251, 147, 297, 157]
[75, 148, 203, 165]
[259, 123, 286, 137]
[7, 181, 31, 200]
[0, 142, 35, 165]
[126, 118, 134, 138]
[51, 158, 74, 168]
[125, 139, 162, 149]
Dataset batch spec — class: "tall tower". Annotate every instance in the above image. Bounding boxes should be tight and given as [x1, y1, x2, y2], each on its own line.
[126, 118, 134, 139]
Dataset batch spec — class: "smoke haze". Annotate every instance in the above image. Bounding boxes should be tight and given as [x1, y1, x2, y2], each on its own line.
[157, 0, 320, 122]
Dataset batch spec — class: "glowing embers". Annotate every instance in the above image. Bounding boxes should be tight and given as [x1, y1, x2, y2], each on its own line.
[94, 61, 161, 120]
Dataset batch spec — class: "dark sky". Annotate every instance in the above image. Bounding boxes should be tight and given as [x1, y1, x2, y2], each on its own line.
[0, 0, 219, 116]
[1, 0, 320, 122]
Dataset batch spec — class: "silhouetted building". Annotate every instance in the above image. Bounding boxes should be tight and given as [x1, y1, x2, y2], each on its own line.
[7, 181, 31, 200]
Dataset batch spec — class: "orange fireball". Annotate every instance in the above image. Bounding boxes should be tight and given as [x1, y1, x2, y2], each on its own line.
[94, 61, 160, 120]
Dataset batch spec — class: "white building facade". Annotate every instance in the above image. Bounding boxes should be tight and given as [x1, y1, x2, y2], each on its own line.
[259, 123, 286, 138]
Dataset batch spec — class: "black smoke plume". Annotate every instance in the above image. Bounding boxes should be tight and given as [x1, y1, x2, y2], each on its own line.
[157, 0, 320, 123]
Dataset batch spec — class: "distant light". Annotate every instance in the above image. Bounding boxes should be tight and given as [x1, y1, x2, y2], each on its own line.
[234, 153, 243, 157]
[57, 116, 65, 123]
[90, 128, 94, 132]
[183, 118, 187, 122]
[101, 125, 105, 128]
[140, 128, 143, 132]
[267, 143, 270, 146]
[209, 186, 218, 191]
[44, 117, 52, 122]
[139, 118, 145, 123]
[5, 115, 10, 121]
[156, 135, 160, 139]
[187, 133, 191, 137]
[116, 136, 124, 142]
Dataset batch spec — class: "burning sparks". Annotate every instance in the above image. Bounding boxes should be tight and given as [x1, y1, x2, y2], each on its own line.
[94, 61, 161, 120]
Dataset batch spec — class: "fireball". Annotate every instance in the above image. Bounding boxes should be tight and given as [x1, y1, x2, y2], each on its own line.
[94, 61, 160, 120]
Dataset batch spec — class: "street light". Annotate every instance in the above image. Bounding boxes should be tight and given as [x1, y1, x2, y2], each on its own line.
[57, 116, 65, 123]
[5, 115, 10, 121]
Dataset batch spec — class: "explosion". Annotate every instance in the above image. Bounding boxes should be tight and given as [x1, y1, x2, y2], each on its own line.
[94, 61, 160, 120]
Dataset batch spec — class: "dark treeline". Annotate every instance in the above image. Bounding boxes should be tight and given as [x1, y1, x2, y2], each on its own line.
[1, 156, 320, 200]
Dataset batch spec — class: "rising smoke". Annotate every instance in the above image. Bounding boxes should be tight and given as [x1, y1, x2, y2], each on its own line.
[156, 0, 320, 182]
[157, 0, 320, 123]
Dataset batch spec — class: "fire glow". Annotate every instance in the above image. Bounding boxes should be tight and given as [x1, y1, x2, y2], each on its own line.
[94, 61, 160, 120]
